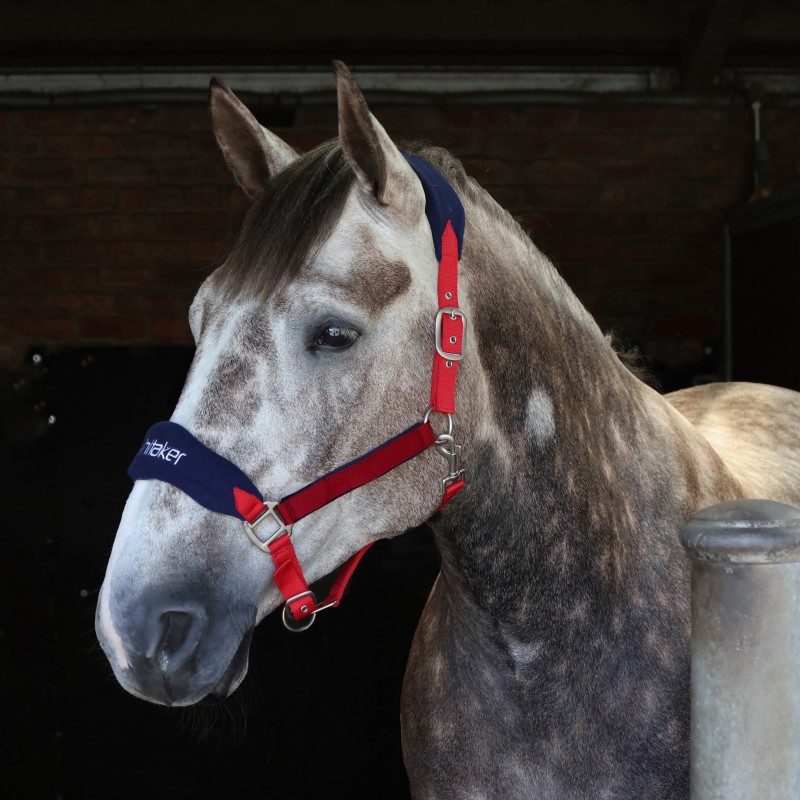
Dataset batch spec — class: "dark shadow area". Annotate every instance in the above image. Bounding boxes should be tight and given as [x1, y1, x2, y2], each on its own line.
[1, 346, 440, 800]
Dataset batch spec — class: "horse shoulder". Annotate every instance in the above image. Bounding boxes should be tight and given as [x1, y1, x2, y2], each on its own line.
[665, 381, 800, 507]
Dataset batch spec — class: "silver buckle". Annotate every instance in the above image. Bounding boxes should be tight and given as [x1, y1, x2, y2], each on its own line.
[435, 307, 467, 361]
[244, 501, 293, 552]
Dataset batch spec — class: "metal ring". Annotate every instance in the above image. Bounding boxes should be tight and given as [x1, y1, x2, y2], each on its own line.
[282, 605, 316, 632]
[422, 406, 454, 437]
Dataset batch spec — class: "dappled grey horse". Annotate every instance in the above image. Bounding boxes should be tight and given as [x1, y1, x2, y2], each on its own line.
[96, 61, 800, 799]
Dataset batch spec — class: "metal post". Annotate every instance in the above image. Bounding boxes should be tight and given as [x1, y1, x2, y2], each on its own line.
[680, 499, 800, 800]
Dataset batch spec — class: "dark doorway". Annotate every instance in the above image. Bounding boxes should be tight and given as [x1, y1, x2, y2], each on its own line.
[725, 185, 800, 392]
[2, 346, 439, 800]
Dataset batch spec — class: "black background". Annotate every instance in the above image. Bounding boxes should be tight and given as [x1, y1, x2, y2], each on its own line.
[2, 346, 440, 800]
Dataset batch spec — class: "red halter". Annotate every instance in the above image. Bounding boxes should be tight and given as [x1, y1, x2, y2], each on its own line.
[234, 221, 466, 631]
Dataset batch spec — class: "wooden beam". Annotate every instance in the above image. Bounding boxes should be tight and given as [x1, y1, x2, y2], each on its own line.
[682, 0, 748, 91]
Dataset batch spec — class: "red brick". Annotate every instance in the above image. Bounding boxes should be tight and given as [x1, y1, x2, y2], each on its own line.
[582, 107, 657, 130]
[0, 293, 46, 316]
[538, 237, 609, 261]
[147, 186, 186, 209]
[2, 187, 38, 208]
[188, 241, 226, 264]
[614, 238, 680, 262]
[77, 316, 146, 339]
[601, 161, 652, 180]
[699, 131, 748, 155]
[46, 293, 113, 313]
[110, 240, 185, 264]
[42, 188, 74, 209]
[189, 131, 222, 157]
[660, 158, 727, 180]
[14, 160, 76, 183]
[640, 135, 693, 157]
[155, 265, 210, 291]
[284, 133, 327, 154]
[87, 215, 160, 238]
[7, 317, 76, 339]
[523, 159, 596, 185]
[0, 113, 13, 132]
[653, 315, 719, 339]
[6, 266, 97, 291]
[114, 293, 189, 315]
[654, 108, 724, 130]
[150, 317, 192, 341]
[117, 189, 146, 210]
[43, 241, 109, 263]
[184, 186, 222, 208]
[118, 133, 189, 158]
[159, 212, 230, 238]
[657, 211, 721, 235]
[20, 110, 79, 132]
[157, 159, 228, 184]
[652, 265, 715, 286]
[98, 265, 151, 288]
[79, 186, 117, 209]
[87, 159, 154, 183]
[44, 135, 117, 158]
[520, 108, 581, 130]
[555, 135, 625, 158]
[461, 158, 529, 186]
[80, 107, 159, 132]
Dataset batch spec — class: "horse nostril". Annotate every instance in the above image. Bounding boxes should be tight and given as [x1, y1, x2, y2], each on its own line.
[146, 607, 207, 675]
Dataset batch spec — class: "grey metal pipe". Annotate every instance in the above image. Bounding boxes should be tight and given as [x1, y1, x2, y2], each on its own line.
[680, 499, 800, 800]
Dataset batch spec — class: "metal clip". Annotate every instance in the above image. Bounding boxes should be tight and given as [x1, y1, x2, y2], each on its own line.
[435, 433, 465, 494]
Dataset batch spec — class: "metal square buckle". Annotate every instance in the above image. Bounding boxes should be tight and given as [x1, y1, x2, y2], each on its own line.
[435, 307, 467, 361]
[244, 501, 293, 552]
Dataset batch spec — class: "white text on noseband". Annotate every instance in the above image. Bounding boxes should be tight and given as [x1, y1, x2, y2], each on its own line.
[140, 438, 187, 464]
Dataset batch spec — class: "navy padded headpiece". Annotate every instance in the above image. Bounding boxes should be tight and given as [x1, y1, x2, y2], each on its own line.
[127, 421, 261, 519]
[403, 153, 465, 260]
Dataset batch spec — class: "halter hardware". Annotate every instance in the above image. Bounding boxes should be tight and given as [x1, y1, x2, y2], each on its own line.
[281, 590, 335, 632]
[245, 501, 293, 551]
[435, 307, 467, 362]
[434, 433, 465, 495]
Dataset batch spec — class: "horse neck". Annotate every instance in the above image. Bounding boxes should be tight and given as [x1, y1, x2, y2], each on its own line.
[432, 195, 741, 634]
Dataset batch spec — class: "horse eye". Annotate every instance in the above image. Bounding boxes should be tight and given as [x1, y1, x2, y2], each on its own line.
[315, 323, 359, 351]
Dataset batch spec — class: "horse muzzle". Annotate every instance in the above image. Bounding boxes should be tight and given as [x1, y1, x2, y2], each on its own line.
[95, 582, 255, 706]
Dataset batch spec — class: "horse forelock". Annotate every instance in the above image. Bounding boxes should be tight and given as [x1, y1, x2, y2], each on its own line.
[216, 140, 356, 301]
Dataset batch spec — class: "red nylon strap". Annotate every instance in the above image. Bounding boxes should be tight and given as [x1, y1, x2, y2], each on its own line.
[268, 537, 375, 621]
[430, 222, 463, 415]
[233, 422, 436, 527]
[276, 422, 436, 524]
[436, 478, 465, 513]
[232, 422, 436, 621]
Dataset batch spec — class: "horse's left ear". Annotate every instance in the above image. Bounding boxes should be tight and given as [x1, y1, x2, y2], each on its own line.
[334, 61, 420, 210]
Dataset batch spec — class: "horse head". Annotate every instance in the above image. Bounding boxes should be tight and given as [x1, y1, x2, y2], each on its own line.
[95, 62, 470, 706]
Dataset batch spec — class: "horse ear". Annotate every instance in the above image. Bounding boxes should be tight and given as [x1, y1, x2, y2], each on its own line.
[333, 61, 417, 209]
[209, 77, 299, 199]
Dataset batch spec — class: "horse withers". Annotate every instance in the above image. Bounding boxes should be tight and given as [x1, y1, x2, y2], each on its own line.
[95, 61, 800, 799]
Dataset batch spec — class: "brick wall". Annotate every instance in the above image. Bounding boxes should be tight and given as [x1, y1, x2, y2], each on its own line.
[2, 96, 799, 386]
